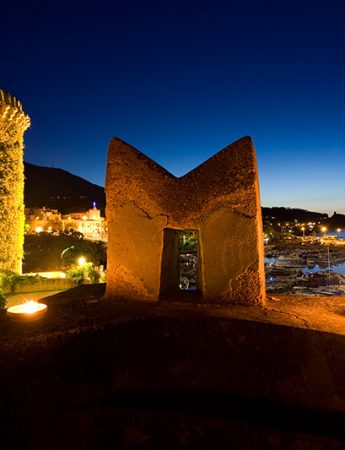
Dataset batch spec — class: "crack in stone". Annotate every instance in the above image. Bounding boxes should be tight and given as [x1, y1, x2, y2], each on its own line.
[268, 307, 311, 329]
[233, 210, 256, 219]
[125, 201, 153, 219]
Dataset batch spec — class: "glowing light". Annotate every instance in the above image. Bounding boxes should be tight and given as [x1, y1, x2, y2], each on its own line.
[321, 227, 327, 233]
[82, 215, 88, 220]
[78, 256, 86, 266]
[35, 226, 43, 233]
[7, 301, 47, 322]
[337, 228, 341, 233]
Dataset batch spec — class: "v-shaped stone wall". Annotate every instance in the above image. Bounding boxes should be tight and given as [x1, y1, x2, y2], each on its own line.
[105, 136, 265, 306]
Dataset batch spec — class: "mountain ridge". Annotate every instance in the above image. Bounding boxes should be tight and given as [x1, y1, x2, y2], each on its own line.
[24, 162, 105, 214]
[24, 162, 343, 226]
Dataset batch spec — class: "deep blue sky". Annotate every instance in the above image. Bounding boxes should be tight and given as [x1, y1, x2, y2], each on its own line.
[2, 0, 345, 214]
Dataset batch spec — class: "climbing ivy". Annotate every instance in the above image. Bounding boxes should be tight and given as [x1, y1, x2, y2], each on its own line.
[0, 90, 29, 273]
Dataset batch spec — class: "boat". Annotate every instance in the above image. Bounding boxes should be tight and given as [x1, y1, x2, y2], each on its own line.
[273, 254, 305, 268]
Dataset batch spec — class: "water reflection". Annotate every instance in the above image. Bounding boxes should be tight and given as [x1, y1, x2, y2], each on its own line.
[264, 256, 345, 295]
[303, 262, 345, 275]
[265, 257, 345, 275]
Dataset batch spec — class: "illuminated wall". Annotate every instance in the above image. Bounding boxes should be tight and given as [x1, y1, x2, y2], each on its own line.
[0, 90, 30, 273]
[105, 136, 265, 306]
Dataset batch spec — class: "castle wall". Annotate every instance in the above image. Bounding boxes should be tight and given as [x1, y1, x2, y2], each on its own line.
[0, 90, 30, 273]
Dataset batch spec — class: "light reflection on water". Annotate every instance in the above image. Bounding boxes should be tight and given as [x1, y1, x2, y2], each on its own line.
[264, 257, 345, 276]
[302, 263, 345, 275]
[319, 230, 345, 240]
[264, 257, 277, 265]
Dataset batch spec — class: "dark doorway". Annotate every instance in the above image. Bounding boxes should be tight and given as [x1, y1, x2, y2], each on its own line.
[160, 229, 201, 301]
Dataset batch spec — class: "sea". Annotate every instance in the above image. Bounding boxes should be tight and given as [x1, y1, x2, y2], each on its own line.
[264, 257, 345, 276]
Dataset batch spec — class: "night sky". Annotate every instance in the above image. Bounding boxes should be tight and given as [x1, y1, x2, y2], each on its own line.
[2, 0, 345, 214]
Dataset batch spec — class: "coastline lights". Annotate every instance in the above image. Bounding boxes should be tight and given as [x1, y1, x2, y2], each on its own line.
[7, 300, 47, 322]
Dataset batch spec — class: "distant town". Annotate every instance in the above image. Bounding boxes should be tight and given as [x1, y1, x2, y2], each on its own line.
[262, 209, 345, 297]
[25, 203, 107, 242]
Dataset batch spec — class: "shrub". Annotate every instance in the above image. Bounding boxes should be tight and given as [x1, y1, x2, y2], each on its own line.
[66, 267, 84, 284]
[0, 270, 41, 294]
[0, 288, 7, 309]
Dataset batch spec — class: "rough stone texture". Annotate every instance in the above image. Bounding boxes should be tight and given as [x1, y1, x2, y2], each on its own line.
[106, 136, 265, 305]
[0, 89, 30, 273]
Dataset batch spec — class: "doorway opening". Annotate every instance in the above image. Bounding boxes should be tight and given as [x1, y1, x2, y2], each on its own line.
[178, 230, 199, 291]
[159, 229, 201, 300]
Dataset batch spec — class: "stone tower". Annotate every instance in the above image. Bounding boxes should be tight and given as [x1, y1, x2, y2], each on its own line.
[0, 89, 30, 273]
[105, 136, 266, 306]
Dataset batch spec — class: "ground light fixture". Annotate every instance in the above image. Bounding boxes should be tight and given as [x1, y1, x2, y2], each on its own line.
[7, 300, 48, 322]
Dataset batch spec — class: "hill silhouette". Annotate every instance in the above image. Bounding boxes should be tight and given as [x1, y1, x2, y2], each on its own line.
[24, 162, 105, 214]
[25, 163, 342, 227]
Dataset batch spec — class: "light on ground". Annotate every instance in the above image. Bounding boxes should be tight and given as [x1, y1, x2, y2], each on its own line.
[7, 300, 47, 322]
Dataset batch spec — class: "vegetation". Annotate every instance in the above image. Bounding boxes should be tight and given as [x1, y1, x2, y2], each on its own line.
[0, 89, 29, 273]
[23, 232, 107, 273]
[66, 266, 84, 284]
[0, 137, 25, 273]
[180, 231, 198, 251]
[0, 288, 7, 309]
[0, 270, 42, 294]
[66, 262, 103, 285]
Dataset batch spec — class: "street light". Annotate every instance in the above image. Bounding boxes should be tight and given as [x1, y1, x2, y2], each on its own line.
[301, 226, 305, 238]
[337, 228, 341, 238]
[78, 256, 86, 266]
[321, 226, 327, 237]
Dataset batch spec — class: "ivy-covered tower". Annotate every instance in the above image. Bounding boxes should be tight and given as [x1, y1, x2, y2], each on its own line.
[0, 89, 30, 273]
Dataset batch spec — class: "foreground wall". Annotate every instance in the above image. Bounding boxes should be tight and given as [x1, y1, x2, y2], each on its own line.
[0, 90, 30, 273]
[105, 136, 265, 306]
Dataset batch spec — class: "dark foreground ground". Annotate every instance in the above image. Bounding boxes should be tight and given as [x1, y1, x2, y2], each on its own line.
[2, 285, 345, 449]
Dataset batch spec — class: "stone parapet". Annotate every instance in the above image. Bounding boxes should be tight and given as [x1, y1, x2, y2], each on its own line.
[105, 136, 265, 306]
[0, 89, 30, 130]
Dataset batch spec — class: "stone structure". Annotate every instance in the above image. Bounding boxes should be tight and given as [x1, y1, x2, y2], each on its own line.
[25, 203, 107, 241]
[105, 136, 265, 306]
[0, 89, 30, 273]
[66, 203, 107, 241]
